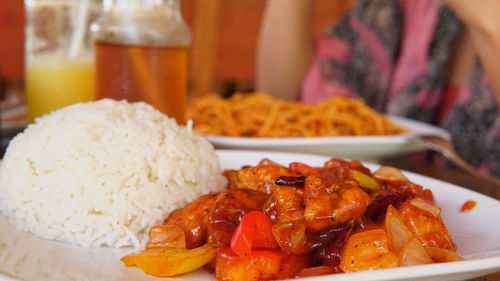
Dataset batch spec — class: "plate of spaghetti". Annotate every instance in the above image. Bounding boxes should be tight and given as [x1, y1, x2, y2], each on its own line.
[187, 93, 449, 160]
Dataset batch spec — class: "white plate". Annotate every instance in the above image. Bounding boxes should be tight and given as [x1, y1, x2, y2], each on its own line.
[205, 116, 450, 160]
[1, 150, 500, 281]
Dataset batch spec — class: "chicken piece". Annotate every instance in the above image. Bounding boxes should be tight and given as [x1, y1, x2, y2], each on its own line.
[398, 199, 457, 250]
[258, 158, 283, 167]
[263, 186, 311, 254]
[227, 165, 293, 194]
[223, 169, 240, 189]
[272, 220, 311, 255]
[207, 189, 269, 245]
[321, 158, 371, 181]
[303, 175, 370, 232]
[165, 192, 220, 249]
[339, 228, 398, 272]
[263, 186, 304, 223]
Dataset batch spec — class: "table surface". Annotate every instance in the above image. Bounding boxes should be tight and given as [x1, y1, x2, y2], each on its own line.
[381, 154, 500, 281]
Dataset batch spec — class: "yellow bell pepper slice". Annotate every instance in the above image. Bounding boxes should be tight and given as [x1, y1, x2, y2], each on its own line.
[121, 243, 218, 277]
[349, 169, 381, 190]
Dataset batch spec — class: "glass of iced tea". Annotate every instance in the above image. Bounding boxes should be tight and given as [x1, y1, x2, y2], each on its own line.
[25, 0, 101, 123]
[91, 0, 191, 124]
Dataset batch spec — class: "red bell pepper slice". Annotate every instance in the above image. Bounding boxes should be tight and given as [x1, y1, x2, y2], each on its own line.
[288, 162, 320, 176]
[230, 211, 279, 257]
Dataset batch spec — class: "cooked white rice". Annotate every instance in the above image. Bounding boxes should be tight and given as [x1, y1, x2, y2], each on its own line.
[0, 99, 226, 249]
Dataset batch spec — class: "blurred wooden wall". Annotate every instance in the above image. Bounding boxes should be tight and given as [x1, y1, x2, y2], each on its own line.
[0, 0, 24, 80]
[0, 0, 352, 96]
[183, 0, 353, 97]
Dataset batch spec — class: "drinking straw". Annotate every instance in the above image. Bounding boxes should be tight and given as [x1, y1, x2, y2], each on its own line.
[117, 0, 159, 105]
[68, 0, 91, 58]
[117, 0, 139, 43]
[129, 47, 159, 105]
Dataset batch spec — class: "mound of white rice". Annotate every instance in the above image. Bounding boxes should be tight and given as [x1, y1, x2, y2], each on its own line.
[0, 99, 226, 248]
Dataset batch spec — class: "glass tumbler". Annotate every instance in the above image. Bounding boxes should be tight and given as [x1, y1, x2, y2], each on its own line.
[92, 0, 191, 124]
[25, 0, 101, 123]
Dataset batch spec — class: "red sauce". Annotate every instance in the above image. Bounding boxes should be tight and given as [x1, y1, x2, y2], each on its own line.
[460, 200, 477, 213]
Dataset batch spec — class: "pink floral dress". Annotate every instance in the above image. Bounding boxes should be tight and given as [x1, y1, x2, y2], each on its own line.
[301, 0, 500, 177]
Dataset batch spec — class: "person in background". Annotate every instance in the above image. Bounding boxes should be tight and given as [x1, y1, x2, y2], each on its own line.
[256, 0, 500, 178]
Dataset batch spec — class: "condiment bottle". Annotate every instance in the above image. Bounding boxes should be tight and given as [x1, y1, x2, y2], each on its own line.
[91, 0, 191, 124]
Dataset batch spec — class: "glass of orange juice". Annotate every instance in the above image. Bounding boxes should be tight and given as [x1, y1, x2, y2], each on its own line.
[24, 0, 101, 123]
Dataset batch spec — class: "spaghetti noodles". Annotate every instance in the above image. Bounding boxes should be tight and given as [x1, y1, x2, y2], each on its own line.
[187, 92, 407, 137]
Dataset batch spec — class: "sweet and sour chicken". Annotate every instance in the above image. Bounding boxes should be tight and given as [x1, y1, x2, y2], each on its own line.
[122, 158, 462, 280]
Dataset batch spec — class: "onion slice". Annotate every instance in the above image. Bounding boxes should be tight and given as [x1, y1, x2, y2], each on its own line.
[398, 237, 433, 266]
[385, 205, 413, 253]
[373, 166, 409, 182]
[409, 198, 441, 217]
